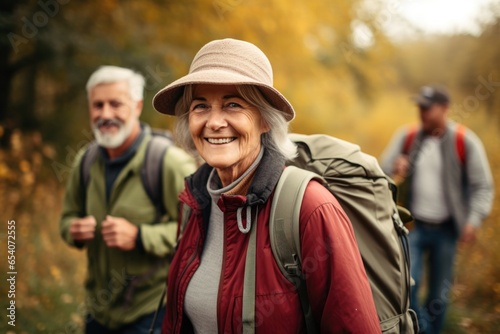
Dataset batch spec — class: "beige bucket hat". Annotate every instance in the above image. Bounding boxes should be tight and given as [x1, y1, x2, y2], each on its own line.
[153, 38, 295, 121]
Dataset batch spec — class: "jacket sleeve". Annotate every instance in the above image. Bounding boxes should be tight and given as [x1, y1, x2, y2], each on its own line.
[463, 130, 495, 226]
[59, 148, 86, 248]
[379, 127, 407, 176]
[139, 146, 197, 257]
[299, 181, 381, 333]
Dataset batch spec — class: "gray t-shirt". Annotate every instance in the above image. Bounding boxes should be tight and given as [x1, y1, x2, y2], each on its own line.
[411, 136, 451, 223]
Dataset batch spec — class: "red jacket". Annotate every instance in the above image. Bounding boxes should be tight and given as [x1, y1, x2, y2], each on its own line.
[163, 150, 380, 333]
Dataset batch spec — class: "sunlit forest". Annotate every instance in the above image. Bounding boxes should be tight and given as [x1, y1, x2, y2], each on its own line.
[1, 0, 499, 333]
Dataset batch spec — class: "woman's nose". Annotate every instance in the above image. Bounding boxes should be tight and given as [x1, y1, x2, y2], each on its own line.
[205, 107, 227, 130]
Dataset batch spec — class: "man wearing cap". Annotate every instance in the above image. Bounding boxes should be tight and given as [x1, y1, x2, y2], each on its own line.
[59, 66, 197, 333]
[380, 85, 494, 334]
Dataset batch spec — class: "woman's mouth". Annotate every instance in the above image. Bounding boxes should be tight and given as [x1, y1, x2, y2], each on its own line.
[206, 137, 236, 144]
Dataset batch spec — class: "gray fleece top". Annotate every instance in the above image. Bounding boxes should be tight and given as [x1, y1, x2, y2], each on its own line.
[183, 149, 264, 333]
[380, 121, 494, 235]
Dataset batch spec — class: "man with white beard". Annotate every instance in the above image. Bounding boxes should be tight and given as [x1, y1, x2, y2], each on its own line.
[59, 66, 197, 334]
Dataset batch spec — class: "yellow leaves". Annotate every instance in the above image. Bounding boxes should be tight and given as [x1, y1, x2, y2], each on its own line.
[42, 144, 56, 159]
[459, 317, 473, 329]
[50, 265, 62, 281]
[19, 159, 31, 173]
[260, 18, 277, 34]
[0, 162, 12, 180]
[61, 293, 73, 304]
[102, 0, 119, 12]
[71, 312, 84, 326]
[493, 283, 500, 295]
[10, 129, 23, 155]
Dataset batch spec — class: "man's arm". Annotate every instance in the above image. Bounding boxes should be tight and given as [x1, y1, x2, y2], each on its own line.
[139, 146, 197, 257]
[464, 130, 494, 228]
[59, 148, 90, 248]
[379, 127, 407, 177]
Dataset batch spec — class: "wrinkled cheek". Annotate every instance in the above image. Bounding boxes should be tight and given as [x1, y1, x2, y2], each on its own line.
[189, 117, 204, 138]
[193, 138, 206, 156]
[241, 138, 260, 154]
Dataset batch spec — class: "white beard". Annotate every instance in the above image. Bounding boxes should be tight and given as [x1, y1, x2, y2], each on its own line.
[92, 117, 135, 149]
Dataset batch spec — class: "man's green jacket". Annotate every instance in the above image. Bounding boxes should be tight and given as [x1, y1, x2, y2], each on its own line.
[59, 126, 197, 329]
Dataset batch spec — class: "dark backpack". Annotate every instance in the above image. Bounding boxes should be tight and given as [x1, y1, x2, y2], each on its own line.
[80, 129, 173, 221]
[259, 133, 418, 333]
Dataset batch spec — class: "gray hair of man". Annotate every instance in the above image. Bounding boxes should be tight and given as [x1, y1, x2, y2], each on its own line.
[173, 85, 298, 160]
[86, 65, 145, 102]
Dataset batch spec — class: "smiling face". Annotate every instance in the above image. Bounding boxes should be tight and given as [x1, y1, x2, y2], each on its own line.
[188, 84, 269, 185]
[88, 81, 142, 154]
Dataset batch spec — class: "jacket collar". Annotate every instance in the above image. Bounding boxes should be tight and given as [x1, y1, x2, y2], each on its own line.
[186, 148, 286, 209]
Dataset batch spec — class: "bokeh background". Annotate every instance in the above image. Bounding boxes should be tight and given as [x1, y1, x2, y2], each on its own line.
[1, 0, 499, 333]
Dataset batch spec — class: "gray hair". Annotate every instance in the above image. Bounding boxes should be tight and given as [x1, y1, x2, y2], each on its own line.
[173, 85, 297, 160]
[86, 65, 145, 102]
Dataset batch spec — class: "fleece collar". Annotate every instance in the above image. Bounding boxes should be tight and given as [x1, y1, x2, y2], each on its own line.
[186, 148, 286, 209]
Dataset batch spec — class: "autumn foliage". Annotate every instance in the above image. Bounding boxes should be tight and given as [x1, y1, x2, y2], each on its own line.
[1, 0, 499, 333]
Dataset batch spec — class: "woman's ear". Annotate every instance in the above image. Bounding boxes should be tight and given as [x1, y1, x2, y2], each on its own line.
[260, 120, 271, 133]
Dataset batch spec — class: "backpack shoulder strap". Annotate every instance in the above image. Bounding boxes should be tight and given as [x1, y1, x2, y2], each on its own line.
[269, 166, 319, 279]
[455, 124, 466, 165]
[79, 141, 99, 216]
[81, 142, 99, 189]
[269, 165, 322, 334]
[402, 125, 419, 155]
[141, 135, 173, 222]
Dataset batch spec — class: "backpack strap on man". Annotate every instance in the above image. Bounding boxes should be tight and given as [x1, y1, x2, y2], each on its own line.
[403, 124, 466, 165]
[455, 124, 466, 165]
[402, 125, 418, 155]
[80, 133, 172, 222]
[140, 135, 173, 223]
[268, 166, 322, 334]
[79, 141, 99, 215]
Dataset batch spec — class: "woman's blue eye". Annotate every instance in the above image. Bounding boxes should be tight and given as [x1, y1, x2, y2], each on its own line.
[191, 103, 207, 111]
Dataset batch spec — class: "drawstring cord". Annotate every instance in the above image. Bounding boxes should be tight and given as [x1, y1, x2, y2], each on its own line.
[237, 206, 258, 234]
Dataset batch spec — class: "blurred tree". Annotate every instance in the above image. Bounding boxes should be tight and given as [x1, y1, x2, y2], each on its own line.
[8, 0, 496, 154]
[2, 0, 386, 151]
[471, 13, 500, 120]
[0, 0, 32, 147]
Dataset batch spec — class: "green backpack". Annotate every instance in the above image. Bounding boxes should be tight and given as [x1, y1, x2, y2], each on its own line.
[242, 133, 418, 334]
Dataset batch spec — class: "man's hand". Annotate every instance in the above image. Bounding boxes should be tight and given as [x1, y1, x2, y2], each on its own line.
[70, 216, 97, 242]
[460, 224, 477, 245]
[393, 155, 410, 179]
[101, 216, 139, 251]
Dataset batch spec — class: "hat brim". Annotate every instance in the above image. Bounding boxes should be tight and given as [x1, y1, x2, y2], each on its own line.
[153, 69, 295, 121]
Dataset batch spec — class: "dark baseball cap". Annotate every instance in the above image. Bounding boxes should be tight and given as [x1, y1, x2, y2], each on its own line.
[413, 85, 450, 108]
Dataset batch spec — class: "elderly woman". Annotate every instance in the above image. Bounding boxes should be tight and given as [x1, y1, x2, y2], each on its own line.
[153, 38, 380, 333]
